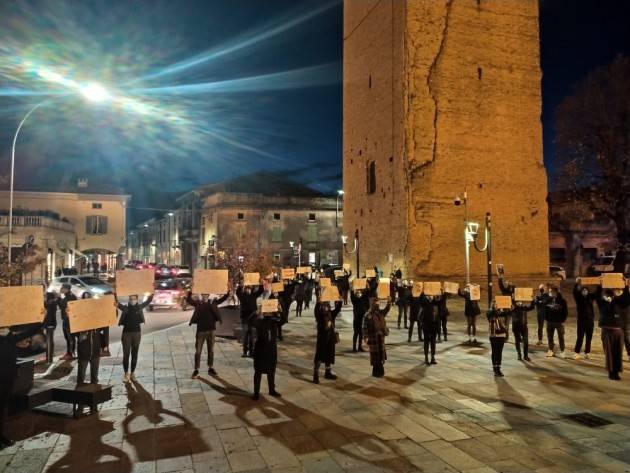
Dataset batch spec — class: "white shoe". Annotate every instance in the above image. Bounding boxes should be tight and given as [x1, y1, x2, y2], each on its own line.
[584, 353, 590, 359]
[130, 373, 136, 382]
[123, 373, 130, 383]
[573, 353, 581, 360]
[560, 351, 566, 359]
[546, 350, 555, 358]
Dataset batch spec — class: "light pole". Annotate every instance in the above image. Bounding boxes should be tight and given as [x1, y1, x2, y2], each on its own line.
[289, 238, 302, 267]
[466, 214, 493, 307]
[335, 190, 344, 228]
[454, 187, 471, 285]
[341, 228, 359, 276]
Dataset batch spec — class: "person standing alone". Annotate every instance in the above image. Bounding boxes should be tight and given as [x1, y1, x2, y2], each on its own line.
[117, 293, 153, 383]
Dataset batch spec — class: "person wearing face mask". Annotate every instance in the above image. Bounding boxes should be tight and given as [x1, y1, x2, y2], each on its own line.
[534, 284, 549, 345]
[458, 285, 480, 344]
[269, 286, 289, 342]
[487, 302, 510, 376]
[597, 285, 630, 380]
[544, 286, 568, 358]
[237, 282, 264, 357]
[396, 280, 411, 330]
[350, 287, 369, 352]
[251, 305, 282, 400]
[187, 290, 229, 379]
[117, 292, 153, 383]
[408, 288, 423, 343]
[304, 276, 314, 309]
[57, 283, 78, 360]
[294, 278, 306, 317]
[512, 299, 535, 361]
[312, 298, 343, 383]
[363, 296, 391, 377]
[420, 293, 440, 365]
[43, 292, 58, 363]
[436, 293, 450, 343]
[573, 280, 596, 360]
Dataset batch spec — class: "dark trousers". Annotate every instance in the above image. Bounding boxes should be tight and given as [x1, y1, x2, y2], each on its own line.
[342, 290, 349, 305]
[602, 327, 624, 375]
[547, 322, 565, 351]
[466, 316, 477, 337]
[305, 298, 311, 309]
[513, 322, 529, 358]
[490, 337, 505, 367]
[242, 321, 254, 355]
[254, 368, 276, 394]
[295, 299, 304, 317]
[122, 331, 141, 373]
[77, 357, 100, 384]
[0, 381, 13, 440]
[397, 304, 409, 328]
[99, 327, 109, 349]
[438, 316, 448, 340]
[45, 327, 55, 363]
[372, 362, 384, 377]
[537, 311, 545, 341]
[194, 331, 215, 369]
[352, 315, 364, 350]
[624, 321, 630, 357]
[575, 318, 594, 354]
[408, 318, 422, 341]
[423, 323, 438, 360]
[62, 322, 76, 355]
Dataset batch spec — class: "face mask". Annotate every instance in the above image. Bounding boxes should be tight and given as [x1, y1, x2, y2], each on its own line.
[581, 290, 589, 297]
[245, 288, 251, 294]
[201, 295, 210, 302]
[378, 301, 387, 310]
[129, 298, 138, 306]
[603, 296, 612, 303]
[0, 327, 10, 336]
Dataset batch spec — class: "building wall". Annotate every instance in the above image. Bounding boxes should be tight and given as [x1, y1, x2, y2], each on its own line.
[343, 0, 549, 280]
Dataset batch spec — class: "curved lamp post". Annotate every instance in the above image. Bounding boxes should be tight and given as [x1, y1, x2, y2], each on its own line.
[341, 228, 359, 277]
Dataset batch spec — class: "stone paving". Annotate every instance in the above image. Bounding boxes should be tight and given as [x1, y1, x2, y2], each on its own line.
[2, 300, 630, 473]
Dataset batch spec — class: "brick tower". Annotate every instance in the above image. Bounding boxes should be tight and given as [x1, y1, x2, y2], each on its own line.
[343, 0, 549, 282]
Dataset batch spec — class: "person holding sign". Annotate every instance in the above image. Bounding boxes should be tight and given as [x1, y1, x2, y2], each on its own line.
[596, 285, 630, 380]
[420, 293, 442, 365]
[512, 299, 535, 362]
[534, 285, 549, 346]
[312, 298, 343, 383]
[58, 284, 78, 361]
[396, 281, 411, 330]
[294, 277, 306, 317]
[350, 285, 369, 352]
[487, 300, 511, 377]
[43, 292, 59, 364]
[573, 280, 596, 360]
[544, 286, 568, 358]
[363, 296, 391, 377]
[251, 302, 282, 400]
[237, 282, 264, 358]
[458, 285, 481, 344]
[117, 293, 154, 383]
[187, 290, 229, 379]
[408, 289, 423, 344]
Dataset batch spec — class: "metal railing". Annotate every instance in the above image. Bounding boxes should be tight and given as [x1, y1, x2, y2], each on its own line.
[0, 215, 75, 232]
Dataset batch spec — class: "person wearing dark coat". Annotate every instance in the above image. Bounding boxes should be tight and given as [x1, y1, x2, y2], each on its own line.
[544, 286, 568, 358]
[396, 282, 411, 329]
[44, 292, 58, 363]
[57, 284, 77, 360]
[363, 298, 391, 377]
[498, 276, 515, 297]
[458, 285, 481, 343]
[597, 286, 630, 380]
[436, 294, 450, 342]
[487, 305, 511, 377]
[534, 285, 548, 345]
[278, 280, 295, 339]
[573, 281, 596, 359]
[251, 309, 282, 400]
[76, 328, 102, 385]
[294, 279, 306, 317]
[408, 293, 423, 343]
[420, 295, 440, 365]
[338, 271, 351, 305]
[350, 288, 370, 352]
[313, 300, 343, 383]
[512, 300, 535, 361]
[366, 276, 378, 299]
[187, 291, 228, 379]
[0, 325, 42, 448]
[237, 284, 264, 357]
[304, 278, 314, 309]
[118, 293, 153, 383]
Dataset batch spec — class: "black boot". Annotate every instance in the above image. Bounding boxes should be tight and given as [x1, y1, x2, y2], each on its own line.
[324, 368, 337, 380]
[312, 369, 319, 384]
[424, 357, 430, 366]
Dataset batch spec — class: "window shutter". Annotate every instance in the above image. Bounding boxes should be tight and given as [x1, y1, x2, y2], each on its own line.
[86, 216, 93, 234]
[101, 216, 108, 235]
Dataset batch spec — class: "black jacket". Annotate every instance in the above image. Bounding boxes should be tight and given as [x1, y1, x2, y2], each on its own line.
[544, 294, 568, 324]
[44, 300, 58, 328]
[498, 278, 515, 297]
[118, 295, 153, 333]
[597, 286, 630, 328]
[58, 292, 78, 322]
[419, 296, 440, 325]
[458, 289, 481, 317]
[237, 285, 264, 321]
[409, 295, 423, 321]
[350, 291, 370, 319]
[252, 313, 281, 373]
[573, 284, 596, 321]
[512, 301, 535, 325]
[188, 293, 227, 332]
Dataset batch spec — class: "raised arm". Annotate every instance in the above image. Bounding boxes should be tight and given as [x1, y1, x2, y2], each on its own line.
[139, 294, 154, 309]
[216, 293, 229, 305]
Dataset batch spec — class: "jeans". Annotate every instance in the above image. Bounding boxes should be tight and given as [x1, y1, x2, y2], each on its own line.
[574, 318, 594, 354]
[490, 337, 505, 367]
[547, 322, 565, 352]
[408, 318, 422, 341]
[397, 304, 409, 327]
[194, 331, 215, 369]
[466, 316, 477, 338]
[438, 316, 448, 340]
[45, 327, 55, 363]
[254, 368, 276, 394]
[513, 322, 528, 358]
[122, 332, 141, 373]
[77, 357, 100, 384]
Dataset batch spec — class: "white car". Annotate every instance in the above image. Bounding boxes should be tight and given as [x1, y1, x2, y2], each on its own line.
[549, 265, 567, 280]
[48, 275, 113, 299]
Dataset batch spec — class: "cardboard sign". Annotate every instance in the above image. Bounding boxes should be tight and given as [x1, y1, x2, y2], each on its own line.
[343, 263, 350, 271]
[377, 280, 390, 299]
[261, 299, 279, 313]
[321, 285, 341, 302]
[352, 278, 367, 290]
[578, 276, 601, 286]
[469, 284, 481, 301]
[423, 282, 442, 296]
[514, 287, 533, 301]
[68, 295, 117, 334]
[494, 295, 513, 310]
[602, 273, 625, 289]
[244, 272, 260, 286]
[319, 277, 331, 287]
[412, 282, 424, 298]
[365, 269, 376, 278]
[281, 268, 295, 280]
[115, 269, 154, 297]
[297, 266, 311, 274]
[192, 269, 228, 294]
[334, 270, 344, 278]
[271, 282, 284, 293]
[443, 282, 459, 295]
[0, 286, 44, 326]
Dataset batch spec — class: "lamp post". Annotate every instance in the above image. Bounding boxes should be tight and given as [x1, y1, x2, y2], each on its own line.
[335, 190, 344, 228]
[466, 214, 493, 307]
[289, 238, 302, 267]
[341, 228, 359, 276]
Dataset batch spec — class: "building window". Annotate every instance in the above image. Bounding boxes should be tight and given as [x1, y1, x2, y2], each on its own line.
[307, 225, 318, 243]
[92, 202, 102, 209]
[367, 161, 376, 194]
[273, 253, 281, 262]
[308, 213, 316, 222]
[550, 247, 566, 263]
[273, 212, 281, 221]
[237, 212, 245, 220]
[85, 215, 108, 235]
[271, 226, 282, 242]
[308, 252, 316, 265]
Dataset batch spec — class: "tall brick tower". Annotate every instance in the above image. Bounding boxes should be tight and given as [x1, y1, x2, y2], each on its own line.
[343, 0, 549, 281]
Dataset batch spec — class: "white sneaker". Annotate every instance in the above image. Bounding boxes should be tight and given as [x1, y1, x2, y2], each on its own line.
[130, 373, 136, 382]
[584, 353, 590, 359]
[546, 350, 555, 357]
[560, 351, 566, 359]
[573, 353, 581, 360]
[123, 373, 130, 383]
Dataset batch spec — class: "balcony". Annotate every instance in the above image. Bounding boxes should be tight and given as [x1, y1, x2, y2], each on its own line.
[0, 215, 75, 233]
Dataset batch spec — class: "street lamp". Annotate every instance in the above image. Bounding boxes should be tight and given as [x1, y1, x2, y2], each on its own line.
[289, 238, 302, 266]
[341, 228, 359, 276]
[335, 189, 344, 228]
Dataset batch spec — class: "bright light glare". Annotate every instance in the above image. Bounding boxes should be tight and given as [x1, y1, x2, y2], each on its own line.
[79, 82, 111, 103]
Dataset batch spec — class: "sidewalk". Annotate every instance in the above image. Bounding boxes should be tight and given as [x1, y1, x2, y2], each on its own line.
[3, 302, 630, 473]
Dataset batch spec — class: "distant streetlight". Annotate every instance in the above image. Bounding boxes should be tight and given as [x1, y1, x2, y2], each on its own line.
[335, 189, 344, 228]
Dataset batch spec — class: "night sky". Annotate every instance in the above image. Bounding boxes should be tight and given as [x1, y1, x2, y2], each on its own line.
[0, 0, 628, 220]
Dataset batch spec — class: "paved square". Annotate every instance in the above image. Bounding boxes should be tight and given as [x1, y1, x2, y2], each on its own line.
[4, 301, 630, 473]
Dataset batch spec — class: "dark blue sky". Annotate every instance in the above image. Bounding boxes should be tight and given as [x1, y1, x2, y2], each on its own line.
[0, 0, 628, 214]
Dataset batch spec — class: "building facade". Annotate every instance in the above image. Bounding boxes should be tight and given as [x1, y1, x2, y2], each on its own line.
[343, 0, 549, 281]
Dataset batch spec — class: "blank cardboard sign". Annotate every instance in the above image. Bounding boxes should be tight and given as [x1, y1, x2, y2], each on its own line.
[494, 295, 513, 310]
[469, 284, 481, 301]
[297, 266, 311, 274]
[352, 278, 367, 290]
[115, 269, 154, 297]
[319, 277, 331, 287]
[443, 282, 459, 295]
[514, 287, 533, 301]
[281, 268, 295, 280]
[578, 277, 601, 286]
[193, 269, 228, 294]
[244, 272, 260, 286]
[0, 285, 44, 326]
[261, 299, 279, 313]
[412, 282, 424, 298]
[334, 270, 344, 278]
[68, 295, 117, 333]
[365, 269, 376, 278]
[321, 285, 341, 302]
[602, 273, 625, 289]
[377, 280, 390, 299]
[423, 282, 442, 296]
[343, 263, 350, 271]
[271, 282, 284, 293]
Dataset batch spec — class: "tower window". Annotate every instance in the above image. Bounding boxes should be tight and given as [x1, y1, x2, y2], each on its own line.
[366, 161, 376, 195]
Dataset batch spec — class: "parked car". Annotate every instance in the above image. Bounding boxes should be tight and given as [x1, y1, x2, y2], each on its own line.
[549, 265, 567, 280]
[589, 255, 616, 275]
[48, 275, 113, 298]
[149, 277, 192, 311]
[170, 265, 192, 277]
[125, 260, 144, 270]
[155, 264, 172, 279]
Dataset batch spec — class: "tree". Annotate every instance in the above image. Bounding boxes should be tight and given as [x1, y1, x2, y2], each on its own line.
[0, 243, 46, 286]
[555, 54, 630, 272]
[214, 230, 276, 285]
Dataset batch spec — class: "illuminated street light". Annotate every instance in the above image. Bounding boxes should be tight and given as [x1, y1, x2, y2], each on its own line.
[341, 229, 359, 276]
[335, 189, 344, 227]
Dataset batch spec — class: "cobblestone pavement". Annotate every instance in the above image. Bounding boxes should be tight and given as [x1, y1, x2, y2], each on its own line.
[3, 300, 630, 473]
